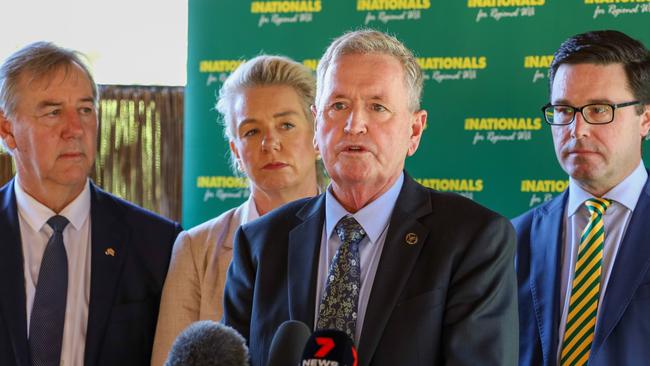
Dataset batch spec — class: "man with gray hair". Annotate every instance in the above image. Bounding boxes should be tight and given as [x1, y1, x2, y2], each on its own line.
[223, 29, 518, 365]
[0, 42, 181, 365]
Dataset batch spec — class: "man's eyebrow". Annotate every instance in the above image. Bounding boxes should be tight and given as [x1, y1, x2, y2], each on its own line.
[326, 94, 387, 101]
[551, 98, 615, 105]
[36, 96, 95, 109]
[36, 100, 62, 109]
[328, 93, 347, 100]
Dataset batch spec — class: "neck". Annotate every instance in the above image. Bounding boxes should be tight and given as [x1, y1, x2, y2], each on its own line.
[251, 178, 318, 216]
[17, 177, 86, 213]
[330, 174, 400, 213]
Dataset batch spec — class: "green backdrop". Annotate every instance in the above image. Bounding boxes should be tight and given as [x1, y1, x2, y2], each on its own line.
[183, 0, 650, 228]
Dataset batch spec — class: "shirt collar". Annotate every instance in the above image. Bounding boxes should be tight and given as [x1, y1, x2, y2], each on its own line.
[14, 176, 91, 232]
[567, 160, 647, 216]
[325, 172, 404, 244]
[242, 196, 260, 225]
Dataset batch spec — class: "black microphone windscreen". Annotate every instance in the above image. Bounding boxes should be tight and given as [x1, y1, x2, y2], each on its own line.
[266, 320, 312, 366]
[165, 320, 249, 366]
[301, 329, 357, 366]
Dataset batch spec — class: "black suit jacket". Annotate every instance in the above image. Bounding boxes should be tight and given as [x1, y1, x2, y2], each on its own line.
[0, 178, 181, 366]
[223, 173, 518, 366]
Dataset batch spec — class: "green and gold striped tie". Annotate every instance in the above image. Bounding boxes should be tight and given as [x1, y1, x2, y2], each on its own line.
[560, 197, 612, 366]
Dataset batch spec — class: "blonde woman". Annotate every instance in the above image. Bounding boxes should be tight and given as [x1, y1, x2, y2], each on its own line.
[152, 55, 321, 365]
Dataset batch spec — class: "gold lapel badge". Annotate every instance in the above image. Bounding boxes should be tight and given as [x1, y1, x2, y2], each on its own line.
[105, 248, 116, 257]
[405, 233, 418, 245]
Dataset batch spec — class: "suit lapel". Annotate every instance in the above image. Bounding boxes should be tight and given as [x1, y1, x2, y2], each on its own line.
[357, 176, 430, 366]
[0, 179, 30, 365]
[287, 195, 325, 329]
[592, 179, 650, 357]
[529, 192, 566, 366]
[84, 184, 128, 366]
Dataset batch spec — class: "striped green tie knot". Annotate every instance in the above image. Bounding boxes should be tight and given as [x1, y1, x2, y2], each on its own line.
[584, 197, 611, 217]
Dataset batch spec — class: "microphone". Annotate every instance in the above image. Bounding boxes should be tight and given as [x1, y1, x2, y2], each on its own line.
[266, 320, 312, 366]
[165, 320, 249, 366]
[301, 329, 358, 366]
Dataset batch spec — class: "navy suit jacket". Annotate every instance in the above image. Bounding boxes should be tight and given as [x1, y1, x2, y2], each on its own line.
[514, 177, 650, 366]
[224, 173, 519, 366]
[0, 178, 181, 366]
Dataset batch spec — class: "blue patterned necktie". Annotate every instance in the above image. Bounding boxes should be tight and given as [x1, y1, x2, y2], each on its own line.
[29, 215, 69, 366]
[317, 215, 366, 341]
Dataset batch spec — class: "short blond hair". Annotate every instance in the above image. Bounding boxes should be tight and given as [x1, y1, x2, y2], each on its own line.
[214, 55, 323, 184]
[215, 55, 316, 140]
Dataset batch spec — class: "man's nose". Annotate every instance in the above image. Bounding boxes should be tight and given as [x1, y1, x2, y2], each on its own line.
[570, 110, 592, 138]
[62, 109, 84, 138]
[343, 107, 368, 135]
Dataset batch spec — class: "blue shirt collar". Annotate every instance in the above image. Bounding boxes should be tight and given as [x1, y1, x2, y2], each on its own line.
[568, 160, 647, 216]
[325, 173, 404, 244]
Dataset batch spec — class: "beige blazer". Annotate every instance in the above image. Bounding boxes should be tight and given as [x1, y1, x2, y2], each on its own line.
[151, 202, 247, 366]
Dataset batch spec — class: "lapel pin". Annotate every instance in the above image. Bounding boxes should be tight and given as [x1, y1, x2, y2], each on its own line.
[405, 233, 418, 245]
[105, 248, 116, 257]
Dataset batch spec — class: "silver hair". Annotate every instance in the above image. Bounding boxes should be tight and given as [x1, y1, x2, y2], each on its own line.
[315, 29, 423, 112]
[0, 42, 97, 153]
[0, 41, 98, 119]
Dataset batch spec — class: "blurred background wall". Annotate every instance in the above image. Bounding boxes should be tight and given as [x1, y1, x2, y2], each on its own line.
[2, 1, 649, 227]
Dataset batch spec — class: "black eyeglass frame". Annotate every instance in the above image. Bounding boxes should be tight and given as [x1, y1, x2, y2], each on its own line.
[541, 100, 640, 126]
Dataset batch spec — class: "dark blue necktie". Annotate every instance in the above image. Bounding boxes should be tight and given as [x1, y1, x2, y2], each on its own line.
[317, 215, 365, 341]
[29, 215, 69, 366]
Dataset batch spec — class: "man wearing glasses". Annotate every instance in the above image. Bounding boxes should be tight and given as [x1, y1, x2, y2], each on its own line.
[515, 30, 650, 366]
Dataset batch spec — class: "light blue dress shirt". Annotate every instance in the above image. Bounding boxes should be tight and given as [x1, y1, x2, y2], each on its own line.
[314, 173, 404, 345]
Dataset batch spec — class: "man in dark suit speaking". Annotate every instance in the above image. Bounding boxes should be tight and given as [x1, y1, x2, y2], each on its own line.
[0, 42, 181, 365]
[223, 29, 518, 366]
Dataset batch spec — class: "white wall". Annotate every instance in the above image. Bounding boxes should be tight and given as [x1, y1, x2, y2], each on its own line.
[0, 0, 188, 86]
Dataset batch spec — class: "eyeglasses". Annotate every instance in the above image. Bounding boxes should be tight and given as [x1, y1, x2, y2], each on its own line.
[541, 101, 640, 125]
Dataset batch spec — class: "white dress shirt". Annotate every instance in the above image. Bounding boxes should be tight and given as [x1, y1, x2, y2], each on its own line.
[242, 196, 261, 224]
[314, 173, 404, 345]
[15, 177, 92, 366]
[557, 161, 647, 362]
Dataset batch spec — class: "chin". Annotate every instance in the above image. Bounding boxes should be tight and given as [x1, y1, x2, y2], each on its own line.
[333, 162, 372, 178]
[60, 176, 89, 186]
[566, 166, 602, 182]
[54, 168, 91, 186]
[332, 172, 370, 186]
[257, 179, 294, 193]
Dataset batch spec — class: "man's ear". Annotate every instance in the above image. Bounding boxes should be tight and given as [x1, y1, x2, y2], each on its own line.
[310, 104, 318, 120]
[311, 104, 320, 154]
[407, 109, 427, 156]
[0, 109, 17, 150]
[640, 104, 650, 138]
